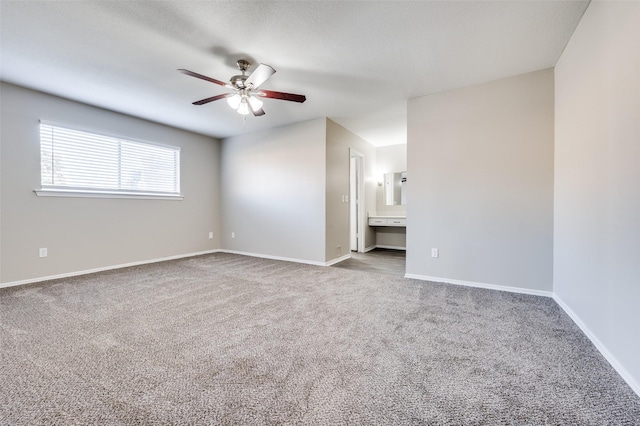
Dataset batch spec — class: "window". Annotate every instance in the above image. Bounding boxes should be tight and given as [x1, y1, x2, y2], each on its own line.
[38, 122, 181, 199]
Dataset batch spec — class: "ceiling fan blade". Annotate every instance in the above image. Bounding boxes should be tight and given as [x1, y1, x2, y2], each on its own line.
[192, 93, 232, 105]
[245, 63, 276, 90]
[251, 107, 266, 116]
[258, 90, 306, 103]
[178, 69, 228, 87]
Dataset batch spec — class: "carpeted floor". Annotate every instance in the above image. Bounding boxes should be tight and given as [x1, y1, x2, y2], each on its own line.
[1, 253, 639, 424]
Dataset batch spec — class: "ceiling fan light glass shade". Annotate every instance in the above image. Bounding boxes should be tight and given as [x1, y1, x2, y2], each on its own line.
[237, 99, 250, 115]
[248, 96, 263, 111]
[227, 94, 242, 109]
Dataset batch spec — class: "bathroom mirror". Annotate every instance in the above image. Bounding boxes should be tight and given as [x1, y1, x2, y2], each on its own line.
[384, 172, 406, 206]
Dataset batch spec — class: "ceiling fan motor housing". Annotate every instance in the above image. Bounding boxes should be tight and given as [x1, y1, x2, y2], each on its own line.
[230, 59, 252, 89]
[230, 74, 248, 89]
[236, 59, 251, 72]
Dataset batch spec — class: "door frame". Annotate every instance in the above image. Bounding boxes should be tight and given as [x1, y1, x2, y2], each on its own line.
[350, 149, 365, 253]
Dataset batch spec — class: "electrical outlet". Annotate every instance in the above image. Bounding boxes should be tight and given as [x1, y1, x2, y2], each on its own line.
[39, 248, 48, 258]
[231, 232, 235, 239]
[208, 232, 213, 239]
[431, 248, 439, 258]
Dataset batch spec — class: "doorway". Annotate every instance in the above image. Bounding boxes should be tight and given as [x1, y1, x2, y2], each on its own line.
[350, 149, 365, 252]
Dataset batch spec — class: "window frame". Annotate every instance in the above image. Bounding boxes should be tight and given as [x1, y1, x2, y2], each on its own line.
[35, 121, 183, 200]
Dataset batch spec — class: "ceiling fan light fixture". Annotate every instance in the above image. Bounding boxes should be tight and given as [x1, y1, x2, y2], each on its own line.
[248, 95, 263, 111]
[237, 98, 250, 115]
[227, 94, 242, 109]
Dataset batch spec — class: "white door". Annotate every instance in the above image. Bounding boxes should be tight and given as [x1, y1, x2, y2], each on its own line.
[349, 150, 365, 252]
[350, 157, 358, 251]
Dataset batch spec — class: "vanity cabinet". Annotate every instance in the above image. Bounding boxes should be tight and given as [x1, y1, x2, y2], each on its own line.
[368, 216, 406, 227]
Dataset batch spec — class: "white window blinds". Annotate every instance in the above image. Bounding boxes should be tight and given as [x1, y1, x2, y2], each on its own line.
[40, 123, 181, 197]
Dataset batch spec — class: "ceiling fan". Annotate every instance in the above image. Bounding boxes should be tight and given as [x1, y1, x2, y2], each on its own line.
[178, 59, 306, 116]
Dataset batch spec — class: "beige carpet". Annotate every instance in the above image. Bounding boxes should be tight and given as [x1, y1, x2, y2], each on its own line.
[1, 253, 639, 424]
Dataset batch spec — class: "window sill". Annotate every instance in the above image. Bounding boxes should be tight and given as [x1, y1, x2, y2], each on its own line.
[34, 189, 184, 200]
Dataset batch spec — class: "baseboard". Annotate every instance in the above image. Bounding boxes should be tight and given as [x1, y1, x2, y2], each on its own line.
[325, 253, 352, 266]
[219, 249, 328, 267]
[553, 294, 640, 398]
[363, 245, 406, 252]
[403, 273, 553, 298]
[375, 245, 406, 251]
[1, 249, 351, 289]
[0, 249, 221, 289]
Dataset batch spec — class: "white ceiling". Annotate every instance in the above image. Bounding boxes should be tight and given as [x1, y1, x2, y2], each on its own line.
[0, 1, 589, 146]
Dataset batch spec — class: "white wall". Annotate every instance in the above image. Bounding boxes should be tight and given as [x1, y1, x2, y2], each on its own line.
[554, 1, 640, 392]
[375, 144, 407, 215]
[406, 69, 554, 292]
[375, 144, 407, 249]
[220, 118, 327, 264]
[0, 83, 221, 284]
[326, 119, 377, 259]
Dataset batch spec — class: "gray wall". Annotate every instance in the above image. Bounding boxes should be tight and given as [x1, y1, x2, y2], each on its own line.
[406, 69, 554, 292]
[326, 119, 377, 260]
[0, 83, 221, 284]
[220, 118, 327, 264]
[554, 1, 640, 390]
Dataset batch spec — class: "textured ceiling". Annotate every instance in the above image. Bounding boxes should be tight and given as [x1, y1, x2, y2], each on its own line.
[0, 1, 589, 146]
